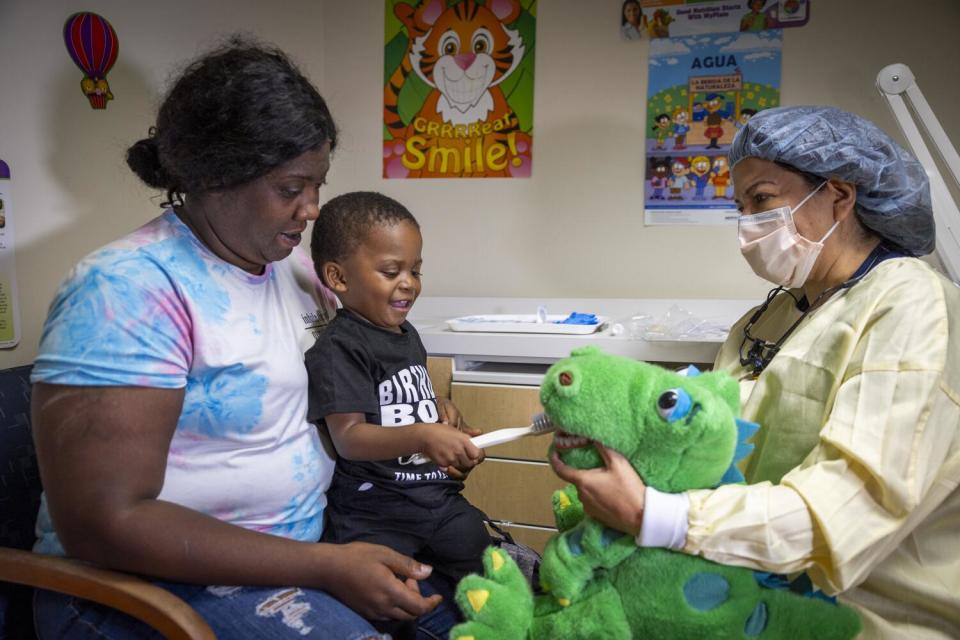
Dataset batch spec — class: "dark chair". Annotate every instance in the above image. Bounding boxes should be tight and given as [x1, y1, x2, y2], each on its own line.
[0, 365, 214, 639]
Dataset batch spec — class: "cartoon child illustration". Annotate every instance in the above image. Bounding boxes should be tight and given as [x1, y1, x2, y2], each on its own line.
[703, 93, 728, 149]
[651, 113, 671, 150]
[620, 0, 646, 41]
[672, 108, 690, 150]
[710, 156, 731, 199]
[735, 108, 757, 131]
[691, 101, 706, 122]
[648, 158, 670, 200]
[689, 155, 712, 201]
[740, 0, 774, 32]
[668, 157, 690, 200]
[647, 9, 674, 38]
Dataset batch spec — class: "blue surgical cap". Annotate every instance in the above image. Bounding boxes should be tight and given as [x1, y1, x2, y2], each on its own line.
[728, 105, 934, 255]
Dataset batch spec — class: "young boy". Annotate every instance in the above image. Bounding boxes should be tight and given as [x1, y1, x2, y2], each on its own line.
[306, 192, 491, 602]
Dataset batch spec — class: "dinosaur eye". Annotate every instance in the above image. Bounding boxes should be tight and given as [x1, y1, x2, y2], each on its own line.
[440, 32, 459, 56]
[657, 388, 692, 423]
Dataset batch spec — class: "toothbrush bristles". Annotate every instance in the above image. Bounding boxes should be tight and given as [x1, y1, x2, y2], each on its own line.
[533, 413, 554, 431]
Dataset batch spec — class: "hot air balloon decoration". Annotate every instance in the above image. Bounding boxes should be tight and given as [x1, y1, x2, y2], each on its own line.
[63, 12, 119, 109]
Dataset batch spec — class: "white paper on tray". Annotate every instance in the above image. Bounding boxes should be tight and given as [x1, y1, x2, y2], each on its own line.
[445, 314, 608, 335]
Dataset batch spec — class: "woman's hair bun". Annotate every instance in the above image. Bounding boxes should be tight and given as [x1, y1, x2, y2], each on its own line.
[126, 136, 172, 190]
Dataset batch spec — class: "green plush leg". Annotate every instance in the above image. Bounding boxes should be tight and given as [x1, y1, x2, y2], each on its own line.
[613, 550, 862, 640]
[539, 519, 636, 605]
[450, 546, 534, 640]
[552, 484, 584, 532]
[753, 589, 862, 639]
[531, 578, 631, 639]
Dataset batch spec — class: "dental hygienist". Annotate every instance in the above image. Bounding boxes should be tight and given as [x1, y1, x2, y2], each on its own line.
[552, 106, 960, 639]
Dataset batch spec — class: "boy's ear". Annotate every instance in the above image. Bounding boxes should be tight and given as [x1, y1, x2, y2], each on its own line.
[321, 261, 348, 293]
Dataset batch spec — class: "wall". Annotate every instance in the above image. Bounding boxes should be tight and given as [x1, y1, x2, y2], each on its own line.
[321, 0, 960, 297]
[2, 0, 959, 367]
[0, 0, 326, 367]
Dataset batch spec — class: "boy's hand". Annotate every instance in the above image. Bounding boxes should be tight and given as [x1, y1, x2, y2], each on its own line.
[435, 398, 484, 478]
[437, 397, 469, 430]
[420, 423, 483, 470]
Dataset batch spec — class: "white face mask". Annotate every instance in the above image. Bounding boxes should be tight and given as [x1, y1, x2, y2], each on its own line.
[738, 181, 838, 288]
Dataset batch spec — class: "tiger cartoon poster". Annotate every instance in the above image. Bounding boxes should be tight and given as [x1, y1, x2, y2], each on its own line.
[383, 0, 536, 179]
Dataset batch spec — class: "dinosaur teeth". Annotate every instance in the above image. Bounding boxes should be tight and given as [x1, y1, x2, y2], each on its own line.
[554, 432, 590, 450]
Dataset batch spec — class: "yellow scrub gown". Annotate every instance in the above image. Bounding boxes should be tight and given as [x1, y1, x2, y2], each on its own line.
[686, 258, 960, 639]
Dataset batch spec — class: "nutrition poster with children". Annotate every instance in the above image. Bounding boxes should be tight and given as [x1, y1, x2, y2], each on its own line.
[0, 160, 21, 348]
[383, 0, 536, 179]
[637, 0, 809, 39]
[644, 30, 782, 225]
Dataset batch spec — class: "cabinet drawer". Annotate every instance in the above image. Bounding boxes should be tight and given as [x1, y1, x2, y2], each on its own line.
[451, 383, 551, 460]
[427, 356, 453, 400]
[463, 459, 567, 527]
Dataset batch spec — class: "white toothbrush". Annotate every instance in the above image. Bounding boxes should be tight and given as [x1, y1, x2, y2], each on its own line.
[409, 413, 555, 465]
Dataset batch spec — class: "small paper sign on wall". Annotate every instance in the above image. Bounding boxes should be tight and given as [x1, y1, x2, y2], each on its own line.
[0, 160, 21, 349]
[637, 0, 809, 38]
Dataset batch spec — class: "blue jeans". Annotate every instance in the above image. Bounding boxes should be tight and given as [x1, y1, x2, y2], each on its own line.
[34, 578, 458, 640]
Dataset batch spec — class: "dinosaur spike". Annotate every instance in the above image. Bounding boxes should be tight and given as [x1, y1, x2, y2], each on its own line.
[717, 418, 760, 486]
[677, 364, 702, 377]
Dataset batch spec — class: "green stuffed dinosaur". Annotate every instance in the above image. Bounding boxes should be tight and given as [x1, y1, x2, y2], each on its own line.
[451, 346, 861, 639]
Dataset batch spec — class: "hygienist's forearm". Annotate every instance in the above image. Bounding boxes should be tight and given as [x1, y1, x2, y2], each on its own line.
[683, 482, 821, 576]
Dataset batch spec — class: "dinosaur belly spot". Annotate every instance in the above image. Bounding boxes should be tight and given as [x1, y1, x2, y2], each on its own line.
[682, 572, 730, 612]
[566, 528, 585, 556]
[744, 601, 769, 636]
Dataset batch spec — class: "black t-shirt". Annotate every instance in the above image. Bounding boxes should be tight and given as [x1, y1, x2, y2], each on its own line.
[305, 308, 461, 505]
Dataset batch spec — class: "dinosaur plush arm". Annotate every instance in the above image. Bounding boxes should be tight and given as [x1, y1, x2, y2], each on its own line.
[552, 484, 584, 532]
[539, 518, 636, 605]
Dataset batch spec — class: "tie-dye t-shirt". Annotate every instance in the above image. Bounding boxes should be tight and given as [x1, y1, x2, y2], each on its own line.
[31, 210, 339, 555]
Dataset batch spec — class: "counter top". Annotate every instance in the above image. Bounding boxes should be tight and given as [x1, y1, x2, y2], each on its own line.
[409, 296, 757, 366]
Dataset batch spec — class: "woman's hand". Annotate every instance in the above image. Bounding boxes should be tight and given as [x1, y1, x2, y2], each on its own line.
[550, 443, 647, 536]
[322, 542, 442, 621]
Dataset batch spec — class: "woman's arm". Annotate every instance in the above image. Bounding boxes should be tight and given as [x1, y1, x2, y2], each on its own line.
[32, 383, 441, 620]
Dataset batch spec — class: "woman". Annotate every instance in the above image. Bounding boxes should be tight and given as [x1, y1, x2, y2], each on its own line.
[553, 106, 960, 639]
[31, 38, 462, 639]
[620, 0, 646, 41]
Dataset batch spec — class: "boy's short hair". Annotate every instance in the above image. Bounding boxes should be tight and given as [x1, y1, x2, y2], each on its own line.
[311, 191, 419, 283]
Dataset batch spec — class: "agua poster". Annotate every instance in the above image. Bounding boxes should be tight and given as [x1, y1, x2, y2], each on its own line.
[644, 30, 782, 224]
[383, 0, 536, 179]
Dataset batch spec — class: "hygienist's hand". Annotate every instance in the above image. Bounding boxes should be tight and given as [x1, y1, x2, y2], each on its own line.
[550, 443, 647, 536]
[323, 541, 442, 621]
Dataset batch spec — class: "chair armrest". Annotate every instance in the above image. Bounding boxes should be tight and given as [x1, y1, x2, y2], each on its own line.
[0, 547, 215, 640]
